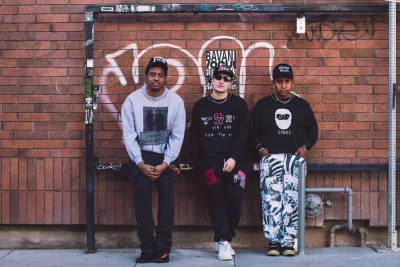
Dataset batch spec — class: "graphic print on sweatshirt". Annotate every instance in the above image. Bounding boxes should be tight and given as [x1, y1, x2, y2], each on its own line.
[275, 108, 292, 135]
[202, 113, 235, 138]
[141, 106, 168, 145]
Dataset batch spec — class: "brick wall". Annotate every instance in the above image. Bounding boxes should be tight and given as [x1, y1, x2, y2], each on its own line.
[0, 1, 398, 228]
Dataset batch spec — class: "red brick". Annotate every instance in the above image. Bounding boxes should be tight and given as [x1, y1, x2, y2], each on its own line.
[2, 140, 33, 149]
[35, 104, 68, 113]
[339, 122, 372, 131]
[0, 24, 18, 32]
[322, 95, 354, 104]
[53, 192, 62, 224]
[35, 68, 67, 77]
[27, 191, 35, 224]
[27, 158, 36, 190]
[374, 140, 388, 149]
[0, 149, 17, 157]
[340, 49, 373, 58]
[51, 113, 83, 122]
[0, 113, 17, 121]
[323, 58, 355, 67]
[36, 32, 68, 41]
[340, 67, 373, 76]
[18, 24, 50, 32]
[9, 194, 21, 221]
[340, 104, 372, 113]
[0, 59, 17, 67]
[37, 14, 69, 23]
[313, 140, 338, 149]
[62, 192, 71, 224]
[16, 131, 49, 140]
[317, 122, 339, 131]
[9, 158, 18, 191]
[373, 122, 389, 131]
[19, 6, 51, 14]
[71, 159, 80, 191]
[49, 131, 83, 140]
[17, 149, 50, 158]
[2, 122, 33, 131]
[19, 77, 51, 86]
[4, 15, 36, 23]
[356, 40, 388, 49]
[357, 149, 388, 158]
[0, 77, 17, 86]
[321, 131, 354, 140]
[66, 141, 85, 149]
[2, 68, 35, 77]
[51, 23, 84, 32]
[0, 95, 17, 103]
[18, 192, 27, 224]
[356, 131, 388, 140]
[71, 192, 80, 224]
[357, 113, 388, 122]
[356, 95, 387, 104]
[3, 32, 35, 40]
[52, 5, 84, 14]
[322, 149, 356, 158]
[36, 192, 45, 224]
[322, 76, 355, 85]
[67, 122, 85, 131]
[322, 41, 355, 49]
[17, 59, 51, 68]
[51, 149, 84, 158]
[0, 6, 18, 14]
[307, 49, 339, 58]
[45, 158, 53, 191]
[310, 104, 339, 113]
[62, 159, 71, 191]
[45, 192, 53, 224]
[2, 50, 34, 59]
[307, 67, 339, 76]
[356, 58, 388, 67]
[34, 122, 66, 131]
[340, 140, 373, 149]
[18, 96, 50, 104]
[34, 141, 66, 149]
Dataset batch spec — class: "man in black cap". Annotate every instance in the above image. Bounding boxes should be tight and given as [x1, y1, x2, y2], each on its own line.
[249, 63, 318, 256]
[191, 65, 248, 261]
[122, 56, 186, 263]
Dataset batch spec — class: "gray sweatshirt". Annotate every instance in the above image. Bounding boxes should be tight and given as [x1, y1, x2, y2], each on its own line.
[122, 85, 186, 165]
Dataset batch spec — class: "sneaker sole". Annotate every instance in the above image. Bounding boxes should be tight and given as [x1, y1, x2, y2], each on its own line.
[218, 256, 233, 261]
[267, 250, 280, 256]
[282, 251, 296, 256]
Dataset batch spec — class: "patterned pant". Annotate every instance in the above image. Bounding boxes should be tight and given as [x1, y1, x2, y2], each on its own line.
[260, 154, 305, 247]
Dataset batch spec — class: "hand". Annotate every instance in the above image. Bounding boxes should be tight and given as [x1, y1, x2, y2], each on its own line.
[259, 148, 269, 158]
[153, 162, 169, 176]
[295, 146, 308, 159]
[137, 162, 160, 181]
[223, 158, 236, 172]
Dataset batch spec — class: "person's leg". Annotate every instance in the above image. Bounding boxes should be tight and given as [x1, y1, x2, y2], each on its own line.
[281, 154, 304, 256]
[204, 169, 233, 261]
[226, 170, 245, 241]
[133, 170, 155, 262]
[260, 154, 285, 255]
[154, 173, 175, 257]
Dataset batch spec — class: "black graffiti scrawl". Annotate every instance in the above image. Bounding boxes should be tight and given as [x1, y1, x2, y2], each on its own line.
[141, 106, 168, 145]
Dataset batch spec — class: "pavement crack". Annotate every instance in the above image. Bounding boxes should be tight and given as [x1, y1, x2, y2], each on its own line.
[0, 250, 15, 260]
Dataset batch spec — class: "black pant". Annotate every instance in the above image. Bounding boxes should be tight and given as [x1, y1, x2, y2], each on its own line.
[129, 151, 175, 253]
[205, 170, 245, 242]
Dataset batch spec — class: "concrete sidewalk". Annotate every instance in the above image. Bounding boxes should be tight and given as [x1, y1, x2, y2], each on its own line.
[1, 247, 400, 267]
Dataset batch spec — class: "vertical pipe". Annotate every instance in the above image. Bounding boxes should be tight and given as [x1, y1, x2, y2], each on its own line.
[388, 1, 397, 250]
[297, 161, 307, 255]
[346, 188, 353, 231]
[84, 6, 96, 253]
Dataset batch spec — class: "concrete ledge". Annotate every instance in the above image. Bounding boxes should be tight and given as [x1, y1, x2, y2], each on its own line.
[0, 223, 398, 249]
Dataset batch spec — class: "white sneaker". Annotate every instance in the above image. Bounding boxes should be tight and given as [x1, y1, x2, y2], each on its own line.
[218, 241, 233, 261]
[215, 242, 235, 255]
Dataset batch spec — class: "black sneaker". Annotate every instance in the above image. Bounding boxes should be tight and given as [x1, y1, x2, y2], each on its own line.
[153, 251, 169, 263]
[267, 241, 280, 256]
[282, 246, 296, 256]
[136, 251, 153, 263]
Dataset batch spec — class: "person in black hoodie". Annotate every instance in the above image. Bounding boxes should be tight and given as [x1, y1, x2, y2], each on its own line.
[250, 63, 318, 256]
[191, 65, 248, 261]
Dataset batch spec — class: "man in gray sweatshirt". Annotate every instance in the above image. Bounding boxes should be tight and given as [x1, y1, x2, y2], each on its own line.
[122, 57, 186, 263]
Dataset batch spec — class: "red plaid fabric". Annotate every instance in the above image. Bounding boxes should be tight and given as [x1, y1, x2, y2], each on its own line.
[203, 169, 217, 187]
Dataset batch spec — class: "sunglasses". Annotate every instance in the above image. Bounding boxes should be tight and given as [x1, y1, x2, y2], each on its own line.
[214, 74, 232, 82]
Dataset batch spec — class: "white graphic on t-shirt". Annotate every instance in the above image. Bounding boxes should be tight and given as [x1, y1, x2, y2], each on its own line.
[275, 108, 292, 130]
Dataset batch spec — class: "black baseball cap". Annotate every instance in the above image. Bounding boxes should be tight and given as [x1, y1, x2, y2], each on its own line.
[272, 63, 293, 80]
[145, 57, 168, 75]
[213, 65, 234, 78]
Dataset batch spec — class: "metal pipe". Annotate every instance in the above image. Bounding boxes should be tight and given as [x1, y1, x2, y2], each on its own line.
[297, 161, 307, 255]
[330, 225, 347, 247]
[305, 187, 353, 231]
[330, 225, 367, 247]
[388, 0, 398, 250]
